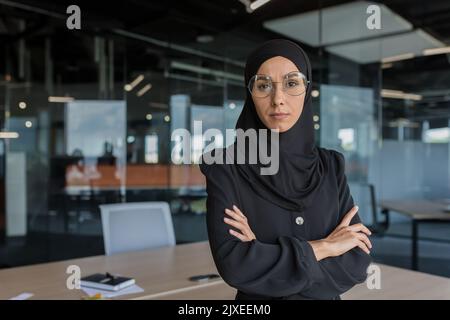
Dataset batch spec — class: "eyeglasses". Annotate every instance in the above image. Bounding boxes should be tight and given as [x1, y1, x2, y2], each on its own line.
[247, 71, 310, 98]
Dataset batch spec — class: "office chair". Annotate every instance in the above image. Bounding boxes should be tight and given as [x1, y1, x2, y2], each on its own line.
[348, 182, 389, 236]
[99, 202, 175, 255]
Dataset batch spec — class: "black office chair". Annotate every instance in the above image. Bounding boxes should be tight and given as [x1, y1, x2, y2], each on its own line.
[349, 182, 389, 236]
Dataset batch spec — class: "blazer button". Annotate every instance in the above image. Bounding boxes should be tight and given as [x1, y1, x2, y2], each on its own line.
[295, 216, 304, 225]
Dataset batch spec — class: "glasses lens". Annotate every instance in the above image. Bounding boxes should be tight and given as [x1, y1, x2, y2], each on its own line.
[283, 72, 308, 96]
[248, 75, 272, 98]
[248, 72, 309, 97]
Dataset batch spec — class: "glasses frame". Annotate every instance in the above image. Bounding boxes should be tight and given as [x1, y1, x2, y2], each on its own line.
[247, 71, 310, 98]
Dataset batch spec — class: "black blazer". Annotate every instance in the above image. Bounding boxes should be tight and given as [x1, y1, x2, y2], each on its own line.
[199, 147, 372, 300]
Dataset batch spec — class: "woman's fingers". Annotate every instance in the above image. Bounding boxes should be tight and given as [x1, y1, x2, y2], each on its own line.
[229, 229, 251, 242]
[353, 232, 372, 250]
[339, 205, 359, 227]
[347, 223, 372, 236]
[232, 205, 246, 219]
[360, 233, 373, 250]
[224, 217, 247, 232]
[224, 206, 255, 242]
[224, 208, 245, 222]
[355, 239, 371, 254]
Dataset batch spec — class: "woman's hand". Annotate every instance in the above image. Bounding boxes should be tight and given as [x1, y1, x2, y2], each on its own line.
[224, 205, 256, 242]
[309, 205, 372, 261]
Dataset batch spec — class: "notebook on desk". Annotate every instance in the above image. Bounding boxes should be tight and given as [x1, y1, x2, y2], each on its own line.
[80, 273, 135, 292]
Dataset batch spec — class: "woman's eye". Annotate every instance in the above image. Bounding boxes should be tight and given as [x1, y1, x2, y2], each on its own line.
[286, 81, 299, 87]
[257, 83, 271, 90]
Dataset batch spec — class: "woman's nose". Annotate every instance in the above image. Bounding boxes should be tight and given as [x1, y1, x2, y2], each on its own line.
[271, 83, 285, 106]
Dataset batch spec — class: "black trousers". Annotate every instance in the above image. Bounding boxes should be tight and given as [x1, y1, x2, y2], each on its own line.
[235, 290, 341, 300]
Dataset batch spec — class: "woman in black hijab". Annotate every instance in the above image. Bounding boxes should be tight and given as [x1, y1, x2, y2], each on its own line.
[199, 39, 372, 300]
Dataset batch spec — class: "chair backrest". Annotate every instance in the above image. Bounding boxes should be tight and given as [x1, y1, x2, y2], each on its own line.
[348, 182, 377, 225]
[99, 202, 175, 255]
[348, 182, 388, 234]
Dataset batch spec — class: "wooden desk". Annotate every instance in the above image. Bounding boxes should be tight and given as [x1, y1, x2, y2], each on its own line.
[1, 241, 449, 300]
[154, 263, 450, 300]
[379, 199, 450, 271]
[0, 241, 218, 300]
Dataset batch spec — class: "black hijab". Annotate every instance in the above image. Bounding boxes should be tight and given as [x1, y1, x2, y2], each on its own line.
[234, 39, 329, 212]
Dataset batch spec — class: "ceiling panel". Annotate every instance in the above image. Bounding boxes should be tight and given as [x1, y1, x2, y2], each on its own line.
[264, 1, 413, 47]
[327, 29, 444, 63]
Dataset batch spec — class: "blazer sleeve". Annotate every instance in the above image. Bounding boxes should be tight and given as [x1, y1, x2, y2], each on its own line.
[200, 157, 324, 298]
[300, 150, 373, 299]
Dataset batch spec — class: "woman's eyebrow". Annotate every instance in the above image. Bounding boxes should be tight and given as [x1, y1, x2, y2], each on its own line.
[285, 71, 302, 77]
[255, 71, 302, 79]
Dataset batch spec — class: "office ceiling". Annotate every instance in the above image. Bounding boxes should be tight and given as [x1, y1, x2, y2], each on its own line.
[0, 0, 449, 123]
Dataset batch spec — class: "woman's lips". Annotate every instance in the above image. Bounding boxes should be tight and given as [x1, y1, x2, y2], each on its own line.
[270, 112, 290, 120]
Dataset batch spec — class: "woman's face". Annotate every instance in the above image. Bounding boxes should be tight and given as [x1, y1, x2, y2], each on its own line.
[251, 56, 306, 132]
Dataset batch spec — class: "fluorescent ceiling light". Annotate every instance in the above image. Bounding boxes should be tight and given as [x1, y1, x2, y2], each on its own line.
[149, 102, 169, 109]
[125, 74, 144, 91]
[48, 96, 74, 103]
[137, 83, 152, 97]
[327, 30, 442, 64]
[130, 74, 144, 87]
[196, 35, 214, 43]
[381, 53, 415, 63]
[0, 131, 19, 139]
[250, 0, 271, 11]
[388, 118, 420, 128]
[423, 46, 450, 56]
[381, 89, 422, 101]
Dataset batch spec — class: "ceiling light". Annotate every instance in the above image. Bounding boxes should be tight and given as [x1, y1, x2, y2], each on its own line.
[381, 89, 422, 101]
[149, 102, 169, 109]
[250, 0, 271, 11]
[48, 96, 74, 103]
[130, 75, 144, 88]
[125, 74, 144, 91]
[0, 131, 19, 139]
[196, 35, 214, 43]
[388, 118, 420, 128]
[423, 46, 450, 56]
[137, 84, 152, 97]
[381, 53, 415, 63]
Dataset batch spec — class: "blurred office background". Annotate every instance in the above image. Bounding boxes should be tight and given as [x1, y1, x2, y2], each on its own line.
[0, 0, 449, 277]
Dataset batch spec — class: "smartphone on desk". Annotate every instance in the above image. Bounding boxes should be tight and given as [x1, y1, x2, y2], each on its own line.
[189, 274, 221, 282]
